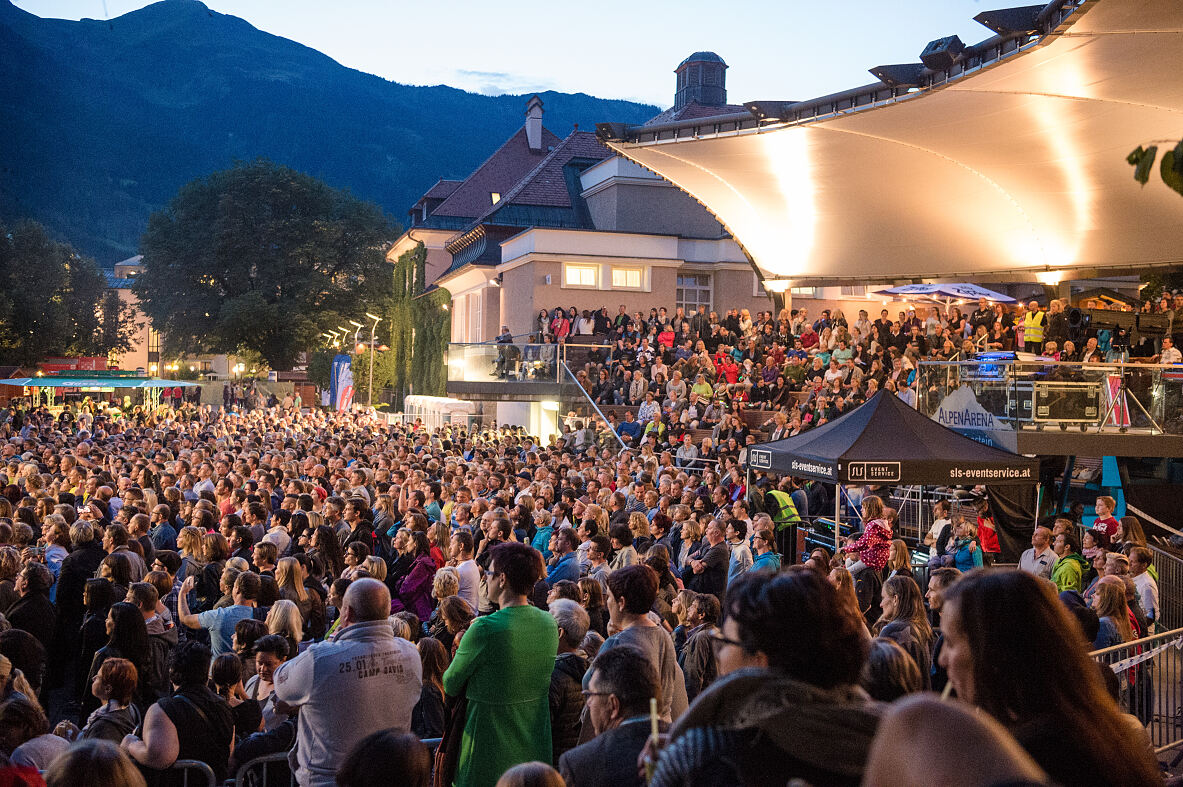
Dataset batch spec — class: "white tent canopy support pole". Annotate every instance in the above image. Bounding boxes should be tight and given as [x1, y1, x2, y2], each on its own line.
[1034, 482, 1042, 528]
[835, 483, 842, 554]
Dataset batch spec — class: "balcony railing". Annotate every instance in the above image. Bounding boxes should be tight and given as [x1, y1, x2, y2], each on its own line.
[446, 342, 611, 385]
[916, 358, 1183, 435]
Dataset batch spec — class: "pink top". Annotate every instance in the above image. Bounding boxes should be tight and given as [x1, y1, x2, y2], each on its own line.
[846, 519, 892, 571]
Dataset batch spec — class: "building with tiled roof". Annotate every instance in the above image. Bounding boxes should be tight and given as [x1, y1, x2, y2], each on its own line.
[642, 51, 749, 126]
[385, 56, 774, 435]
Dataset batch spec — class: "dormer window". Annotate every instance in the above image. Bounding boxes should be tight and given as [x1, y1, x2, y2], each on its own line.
[491, 192, 501, 205]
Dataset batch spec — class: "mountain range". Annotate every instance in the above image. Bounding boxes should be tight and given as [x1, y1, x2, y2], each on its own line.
[0, 0, 659, 263]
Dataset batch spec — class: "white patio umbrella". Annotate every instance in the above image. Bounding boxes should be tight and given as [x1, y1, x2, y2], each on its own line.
[874, 283, 1016, 315]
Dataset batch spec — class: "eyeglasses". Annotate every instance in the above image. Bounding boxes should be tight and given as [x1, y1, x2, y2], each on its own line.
[707, 631, 745, 652]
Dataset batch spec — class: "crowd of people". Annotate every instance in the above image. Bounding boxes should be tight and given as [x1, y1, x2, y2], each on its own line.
[0, 292, 1172, 785]
[527, 294, 1183, 464]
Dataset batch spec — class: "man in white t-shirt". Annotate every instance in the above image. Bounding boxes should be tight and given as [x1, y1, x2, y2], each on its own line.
[924, 500, 953, 558]
[450, 529, 480, 611]
[1130, 546, 1160, 633]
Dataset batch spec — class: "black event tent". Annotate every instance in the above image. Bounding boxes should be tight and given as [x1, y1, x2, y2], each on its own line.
[746, 391, 1039, 552]
[745, 390, 1038, 486]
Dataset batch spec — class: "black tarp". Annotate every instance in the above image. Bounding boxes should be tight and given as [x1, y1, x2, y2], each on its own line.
[745, 390, 1039, 486]
[985, 484, 1038, 563]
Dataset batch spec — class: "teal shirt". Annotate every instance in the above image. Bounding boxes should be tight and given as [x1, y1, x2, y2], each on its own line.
[751, 551, 782, 572]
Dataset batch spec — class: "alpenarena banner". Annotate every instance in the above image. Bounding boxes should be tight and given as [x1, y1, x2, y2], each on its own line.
[745, 391, 1038, 486]
[603, 0, 1183, 286]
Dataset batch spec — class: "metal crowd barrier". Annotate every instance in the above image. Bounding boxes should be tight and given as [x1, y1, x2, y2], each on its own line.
[1151, 545, 1183, 633]
[231, 740, 442, 786]
[144, 760, 217, 787]
[233, 753, 293, 787]
[1091, 627, 1183, 754]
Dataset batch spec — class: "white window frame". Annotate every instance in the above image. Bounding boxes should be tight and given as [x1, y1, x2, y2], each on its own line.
[469, 292, 483, 343]
[610, 266, 644, 290]
[676, 272, 712, 312]
[840, 285, 866, 297]
[791, 286, 818, 298]
[563, 263, 599, 289]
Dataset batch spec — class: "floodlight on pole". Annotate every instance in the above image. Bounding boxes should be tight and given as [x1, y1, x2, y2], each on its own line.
[349, 320, 364, 350]
[365, 312, 382, 408]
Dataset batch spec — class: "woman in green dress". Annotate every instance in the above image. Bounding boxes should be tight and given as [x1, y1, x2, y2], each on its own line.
[443, 542, 559, 787]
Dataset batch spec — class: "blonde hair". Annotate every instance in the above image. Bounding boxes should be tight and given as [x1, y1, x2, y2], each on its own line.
[361, 556, 387, 581]
[177, 526, 204, 557]
[0, 547, 20, 581]
[389, 615, 411, 640]
[628, 511, 649, 538]
[432, 567, 459, 600]
[673, 588, 697, 625]
[1095, 582, 1133, 643]
[275, 557, 307, 603]
[887, 540, 910, 572]
[266, 599, 303, 644]
[225, 556, 250, 573]
[0, 655, 42, 716]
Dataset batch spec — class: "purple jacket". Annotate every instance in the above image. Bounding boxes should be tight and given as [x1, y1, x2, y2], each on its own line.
[391, 553, 437, 621]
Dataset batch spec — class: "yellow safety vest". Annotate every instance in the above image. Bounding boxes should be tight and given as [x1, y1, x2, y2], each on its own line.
[766, 490, 802, 530]
[1023, 311, 1045, 343]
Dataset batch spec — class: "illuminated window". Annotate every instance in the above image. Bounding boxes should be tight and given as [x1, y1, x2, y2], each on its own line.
[563, 264, 597, 288]
[491, 192, 501, 204]
[790, 287, 818, 298]
[611, 267, 643, 289]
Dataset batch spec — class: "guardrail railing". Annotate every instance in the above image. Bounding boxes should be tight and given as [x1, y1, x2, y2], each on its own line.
[559, 361, 625, 454]
[1091, 626, 1183, 754]
[447, 342, 612, 385]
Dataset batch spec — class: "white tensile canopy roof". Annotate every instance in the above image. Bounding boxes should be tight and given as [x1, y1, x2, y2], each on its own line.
[604, 0, 1183, 287]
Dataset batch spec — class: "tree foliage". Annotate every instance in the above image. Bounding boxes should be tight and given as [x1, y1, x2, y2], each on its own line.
[351, 347, 403, 406]
[136, 160, 397, 370]
[385, 242, 450, 403]
[306, 349, 334, 391]
[0, 220, 137, 366]
[412, 288, 451, 397]
[1128, 139, 1183, 195]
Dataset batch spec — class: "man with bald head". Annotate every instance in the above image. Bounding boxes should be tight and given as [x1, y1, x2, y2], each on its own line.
[273, 578, 421, 787]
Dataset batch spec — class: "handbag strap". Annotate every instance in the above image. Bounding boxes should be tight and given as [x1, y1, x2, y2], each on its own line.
[173, 692, 217, 732]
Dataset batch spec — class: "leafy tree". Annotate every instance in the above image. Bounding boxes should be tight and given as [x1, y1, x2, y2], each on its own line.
[0, 220, 136, 366]
[387, 242, 450, 403]
[351, 347, 402, 406]
[305, 349, 334, 391]
[1127, 139, 1183, 195]
[96, 290, 140, 361]
[136, 160, 397, 370]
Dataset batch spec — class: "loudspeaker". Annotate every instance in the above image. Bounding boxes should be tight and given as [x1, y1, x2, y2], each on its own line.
[1137, 312, 1171, 335]
[920, 35, 965, 70]
[1084, 308, 1136, 332]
